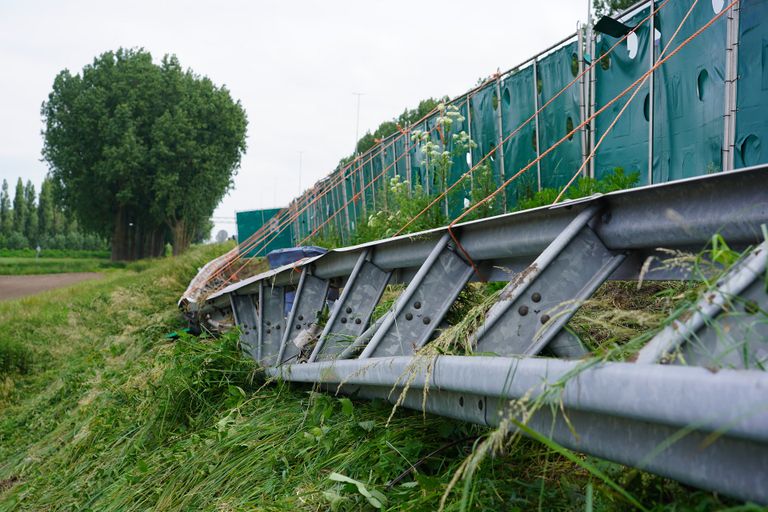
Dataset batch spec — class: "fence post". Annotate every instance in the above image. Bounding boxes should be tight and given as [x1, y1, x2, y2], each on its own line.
[532, 59, 543, 190]
[588, 28, 597, 179]
[722, 0, 740, 172]
[494, 72, 508, 211]
[578, 23, 589, 176]
[648, 2, 656, 184]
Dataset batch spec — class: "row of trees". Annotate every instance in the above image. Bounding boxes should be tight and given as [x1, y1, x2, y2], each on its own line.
[42, 48, 247, 261]
[0, 177, 105, 250]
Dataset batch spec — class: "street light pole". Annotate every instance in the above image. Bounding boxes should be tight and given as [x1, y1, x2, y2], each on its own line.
[352, 92, 364, 155]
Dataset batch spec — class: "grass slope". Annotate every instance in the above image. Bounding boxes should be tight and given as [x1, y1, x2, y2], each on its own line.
[0, 246, 751, 511]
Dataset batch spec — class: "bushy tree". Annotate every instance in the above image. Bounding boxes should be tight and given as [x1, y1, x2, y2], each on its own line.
[593, 0, 636, 17]
[42, 48, 247, 260]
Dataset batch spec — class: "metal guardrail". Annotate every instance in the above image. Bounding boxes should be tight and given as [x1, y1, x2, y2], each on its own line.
[198, 165, 768, 504]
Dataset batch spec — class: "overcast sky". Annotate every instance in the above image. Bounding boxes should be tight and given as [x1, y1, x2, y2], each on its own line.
[0, 0, 587, 238]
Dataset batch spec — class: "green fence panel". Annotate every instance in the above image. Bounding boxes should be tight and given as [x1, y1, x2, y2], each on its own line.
[653, 0, 726, 181]
[735, 0, 768, 168]
[392, 133, 408, 180]
[500, 64, 538, 210]
[470, 84, 503, 191]
[370, 146, 384, 212]
[537, 41, 584, 190]
[271, 0, 768, 250]
[594, 7, 652, 184]
[237, 208, 293, 258]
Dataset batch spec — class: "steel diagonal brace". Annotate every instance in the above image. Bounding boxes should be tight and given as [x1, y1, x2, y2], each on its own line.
[276, 268, 330, 365]
[309, 249, 391, 362]
[358, 233, 475, 358]
[637, 239, 768, 368]
[474, 204, 626, 357]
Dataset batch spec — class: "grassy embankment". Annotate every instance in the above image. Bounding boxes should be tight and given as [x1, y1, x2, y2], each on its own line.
[0, 244, 754, 511]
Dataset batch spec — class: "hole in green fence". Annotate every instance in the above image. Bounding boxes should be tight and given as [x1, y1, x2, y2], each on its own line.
[537, 77, 543, 95]
[643, 93, 650, 122]
[566, 117, 574, 140]
[627, 32, 639, 59]
[571, 53, 579, 77]
[531, 129, 538, 152]
[740, 134, 761, 166]
[600, 52, 611, 71]
[697, 69, 709, 101]
[712, 0, 725, 13]
[492, 91, 499, 110]
[503, 87, 511, 107]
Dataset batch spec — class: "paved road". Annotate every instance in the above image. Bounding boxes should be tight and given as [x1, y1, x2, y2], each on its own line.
[0, 273, 103, 301]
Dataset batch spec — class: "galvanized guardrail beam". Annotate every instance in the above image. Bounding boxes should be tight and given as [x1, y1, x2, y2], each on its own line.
[194, 165, 768, 504]
[207, 165, 768, 309]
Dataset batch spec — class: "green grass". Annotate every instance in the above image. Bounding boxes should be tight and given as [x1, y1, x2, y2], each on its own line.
[0, 245, 750, 511]
[0, 257, 125, 275]
[0, 249, 110, 259]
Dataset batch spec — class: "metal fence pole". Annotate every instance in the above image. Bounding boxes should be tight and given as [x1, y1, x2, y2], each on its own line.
[648, 2, 656, 184]
[495, 72, 508, 211]
[578, 23, 589, 175]
[466, 96, 474, 203]
[532, 59, 543, 190]
[358, 158, 367, 218]
[588, 29, 597, 179]
[722, 0, 741, 172]
[339, 167, 352, 239]
[380, 148, 388, 211]
[405, 124, 413, 197]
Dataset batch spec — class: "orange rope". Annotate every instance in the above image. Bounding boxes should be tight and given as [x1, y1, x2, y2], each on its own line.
[454, 0, 735, 233]
[553, 0, 702, 204]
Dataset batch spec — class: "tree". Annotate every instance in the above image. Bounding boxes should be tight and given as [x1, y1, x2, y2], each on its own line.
[12, 178, 26, 235]
[38, 178, 55, 238]
[42, 48, 247, 260]
[592, 0, 636, 17]
[0, 180, 11, 234]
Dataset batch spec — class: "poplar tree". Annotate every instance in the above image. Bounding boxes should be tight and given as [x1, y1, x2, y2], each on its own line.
[12, 178, 26, 235]
[24, 180, 38, 242]
[0, 180, 11, 235]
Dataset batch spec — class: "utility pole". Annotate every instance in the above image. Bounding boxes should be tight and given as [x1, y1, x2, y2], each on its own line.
[352, 92, 364, 155]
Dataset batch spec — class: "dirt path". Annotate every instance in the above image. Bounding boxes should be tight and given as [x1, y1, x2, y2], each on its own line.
[0, 273, 103, 301]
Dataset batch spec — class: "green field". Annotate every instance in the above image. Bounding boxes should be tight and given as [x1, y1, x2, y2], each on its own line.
[0, 246, 751, 511]
[0, 256, 125, 275]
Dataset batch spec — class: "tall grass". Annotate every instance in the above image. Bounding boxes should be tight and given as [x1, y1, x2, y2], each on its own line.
[0, 244, 746, 511]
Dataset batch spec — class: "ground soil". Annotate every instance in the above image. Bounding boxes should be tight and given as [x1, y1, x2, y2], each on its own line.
[0, 273, 103, 301]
